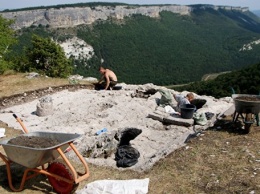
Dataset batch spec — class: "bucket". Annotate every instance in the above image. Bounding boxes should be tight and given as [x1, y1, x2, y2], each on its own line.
[180, 104, 196, 119]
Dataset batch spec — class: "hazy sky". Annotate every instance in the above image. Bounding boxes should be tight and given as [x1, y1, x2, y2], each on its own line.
[1, 0, 260, 11]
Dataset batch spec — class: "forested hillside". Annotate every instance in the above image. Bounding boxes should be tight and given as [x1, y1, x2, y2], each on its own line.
[6, 5, 260, 85]
[171, 62, 260, 98]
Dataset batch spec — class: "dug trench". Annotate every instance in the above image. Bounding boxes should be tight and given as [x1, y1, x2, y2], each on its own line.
[0, 84, 94, 109]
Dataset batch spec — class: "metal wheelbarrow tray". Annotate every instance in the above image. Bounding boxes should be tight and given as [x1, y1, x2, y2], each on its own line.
[0, 131, 80, 168]
[232, 94, 260, 114]
[0, 115, 90, 193]
[232, 94, 260, 133]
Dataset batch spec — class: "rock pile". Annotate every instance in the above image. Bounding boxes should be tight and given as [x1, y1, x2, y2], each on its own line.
[0, 83, 234, 172]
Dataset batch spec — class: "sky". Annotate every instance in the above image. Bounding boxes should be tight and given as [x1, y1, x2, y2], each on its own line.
[1, 0, 260, 11]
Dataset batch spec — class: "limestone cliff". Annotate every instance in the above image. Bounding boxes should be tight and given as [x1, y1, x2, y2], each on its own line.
[0, 5, 190, 29]
[0, 4, 249, 30]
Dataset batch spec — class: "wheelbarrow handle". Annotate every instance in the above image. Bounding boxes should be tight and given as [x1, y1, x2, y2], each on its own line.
[13, 114, 29, 134]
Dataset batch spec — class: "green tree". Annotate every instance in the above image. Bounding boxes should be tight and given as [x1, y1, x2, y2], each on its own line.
[0, 15, 17, 73]
[26, 35, 73, 77]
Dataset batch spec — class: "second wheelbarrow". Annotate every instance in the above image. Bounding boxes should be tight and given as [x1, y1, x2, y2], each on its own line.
[232, 94, 260, 133]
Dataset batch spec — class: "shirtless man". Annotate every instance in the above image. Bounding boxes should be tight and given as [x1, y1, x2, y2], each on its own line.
[98, 66, 118, 90]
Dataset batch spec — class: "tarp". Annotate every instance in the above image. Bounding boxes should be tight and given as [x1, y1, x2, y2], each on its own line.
[158, 89, 173, 107]
[76, 178, 149, 194]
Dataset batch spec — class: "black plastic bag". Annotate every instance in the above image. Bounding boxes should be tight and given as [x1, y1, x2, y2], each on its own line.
[115, 145, 140, 167]
[115, 128, 142, 168]
[119, 128, 142, 146]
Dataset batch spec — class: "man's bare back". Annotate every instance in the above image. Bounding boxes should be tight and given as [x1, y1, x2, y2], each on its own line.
[104, 69, 117, 82]
[98, 66, 118, 90]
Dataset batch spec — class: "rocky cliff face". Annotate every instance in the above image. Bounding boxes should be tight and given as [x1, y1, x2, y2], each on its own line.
[0, 4, 249, 30]
[0, 5, 192, 29]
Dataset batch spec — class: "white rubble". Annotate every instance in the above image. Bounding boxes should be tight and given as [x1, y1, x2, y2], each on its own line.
[0, 83, 234, 172]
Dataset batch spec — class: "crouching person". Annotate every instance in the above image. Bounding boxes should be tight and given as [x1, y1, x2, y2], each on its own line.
[173, 92, 195, 112]
[95, 66, 118, 90]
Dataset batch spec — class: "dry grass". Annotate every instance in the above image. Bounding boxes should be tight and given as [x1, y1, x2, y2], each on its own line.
[0, 73, 260, 193]
[0, 73, 69, 98]
[0, 73, 91, 98]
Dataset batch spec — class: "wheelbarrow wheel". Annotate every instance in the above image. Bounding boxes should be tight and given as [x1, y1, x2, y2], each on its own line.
[47, 161, 77, 194]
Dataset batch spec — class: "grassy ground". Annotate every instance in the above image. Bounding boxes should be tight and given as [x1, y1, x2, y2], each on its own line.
[0, 73, 260, 193]
[0, 72, 93, 98]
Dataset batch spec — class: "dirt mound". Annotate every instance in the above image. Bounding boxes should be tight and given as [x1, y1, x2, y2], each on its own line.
[235, 96, 260, 102]
[8, 136, 61, 148]
[0, 84, 93, 109]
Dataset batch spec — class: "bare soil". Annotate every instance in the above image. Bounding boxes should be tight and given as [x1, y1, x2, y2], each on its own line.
[8, 136, 61, 148]
[235, 96, 260, 102]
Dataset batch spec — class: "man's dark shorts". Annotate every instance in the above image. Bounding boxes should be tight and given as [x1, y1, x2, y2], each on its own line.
[94, 80, 118, 90]
[109, 80, 118, 89]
